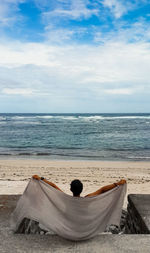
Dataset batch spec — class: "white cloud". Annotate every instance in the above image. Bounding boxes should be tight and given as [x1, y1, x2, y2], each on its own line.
[45, 6, 98, 20]
[2, 88, 34, 95]
[0, 42, 60, 67]
[0, 1, 150, 112]
[0, 37, 150, 112]
[0, 39, 150, 99]
[104, 88, 133, 95]
[94, 19, 150, 43]
[44, 25, 88, 43]
[42, 0, 99, 22]
[0, 0, 25, 27]
[101, 0, 144, 18]
[101, 0, 125, 18]
[39, 0, 144, 22]
[44, 26, 75, 43]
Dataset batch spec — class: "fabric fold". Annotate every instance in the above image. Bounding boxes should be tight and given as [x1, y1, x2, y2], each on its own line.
[11, 179, 126, 241]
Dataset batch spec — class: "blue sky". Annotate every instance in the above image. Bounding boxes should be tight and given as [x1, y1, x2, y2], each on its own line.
[0, 0, 150, 113]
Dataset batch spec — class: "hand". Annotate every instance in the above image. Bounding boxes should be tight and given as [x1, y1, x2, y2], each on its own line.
[117, 179, 126, 185]
[32, 175, 40, 180]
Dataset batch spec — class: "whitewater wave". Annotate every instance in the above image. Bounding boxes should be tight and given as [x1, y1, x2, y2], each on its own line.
[128, 156, 150, 159]
[55, 116, 78, 120]
[12, 116, 35, 120]
[12, 115, 78, 120]
[12, 121, 41, 125]
[35, 116, 54, 119]
[0, 116, 6, 121]
[106, 116, 150, 119]
[4, 114, 150, 122]
[79, 116, 104, 121]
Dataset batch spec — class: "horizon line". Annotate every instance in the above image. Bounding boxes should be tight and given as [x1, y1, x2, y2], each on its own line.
[0, 112, 150, 114]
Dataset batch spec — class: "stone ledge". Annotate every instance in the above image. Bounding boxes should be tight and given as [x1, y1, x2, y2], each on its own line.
[0, 233, 150, 253]
[0, 195, 150, 253]
[126, 194, 150, 234]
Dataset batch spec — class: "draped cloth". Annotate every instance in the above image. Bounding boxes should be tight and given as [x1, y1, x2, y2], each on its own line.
[11, 179, 126, 241]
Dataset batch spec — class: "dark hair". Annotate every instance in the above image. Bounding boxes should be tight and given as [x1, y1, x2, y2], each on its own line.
[70, 179, 83, 196]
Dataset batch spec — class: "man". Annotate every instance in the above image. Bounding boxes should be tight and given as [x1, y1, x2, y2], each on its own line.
[32, 175, 126, 197]
[14, 175, 126, 235]
[70, 179, 83, 197]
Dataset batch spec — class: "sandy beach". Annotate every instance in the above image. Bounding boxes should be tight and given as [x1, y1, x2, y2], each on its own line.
[0, 159, 150, 207]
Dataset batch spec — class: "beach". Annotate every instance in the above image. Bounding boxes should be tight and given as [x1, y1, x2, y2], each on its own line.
[0, 159, 150, 208]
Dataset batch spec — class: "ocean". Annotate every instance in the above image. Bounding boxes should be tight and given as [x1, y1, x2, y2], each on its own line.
[0, 113, 150, 161]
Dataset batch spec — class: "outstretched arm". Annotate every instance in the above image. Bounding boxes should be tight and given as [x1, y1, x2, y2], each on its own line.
[32, 175, 63, 192]
[85, 179, 126, 197]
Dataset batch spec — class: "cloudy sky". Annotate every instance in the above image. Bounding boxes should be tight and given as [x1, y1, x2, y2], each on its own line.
[0, 0, 150, 113]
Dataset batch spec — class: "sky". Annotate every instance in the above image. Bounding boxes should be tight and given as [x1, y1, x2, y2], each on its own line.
[0, 0, 150, 113]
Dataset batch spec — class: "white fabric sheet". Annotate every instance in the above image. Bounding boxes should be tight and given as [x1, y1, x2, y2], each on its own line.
[11, 179, 126, 241]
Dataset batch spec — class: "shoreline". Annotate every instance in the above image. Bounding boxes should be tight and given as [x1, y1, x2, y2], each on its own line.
[1, 157, 150, 163]
[0, 156, 150, 162]
[0, 159, 150, 207]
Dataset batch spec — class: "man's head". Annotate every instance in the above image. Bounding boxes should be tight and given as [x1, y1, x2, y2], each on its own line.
[70, 179, 83, 197]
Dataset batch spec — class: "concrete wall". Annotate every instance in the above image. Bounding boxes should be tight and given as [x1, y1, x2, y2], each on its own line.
[125, 194, 150, 234]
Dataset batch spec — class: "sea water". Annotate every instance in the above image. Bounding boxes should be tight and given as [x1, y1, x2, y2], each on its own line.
[0, 113, 150, 161]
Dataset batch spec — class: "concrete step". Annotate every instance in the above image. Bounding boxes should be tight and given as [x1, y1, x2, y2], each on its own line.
[0, 195, 150, 253]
